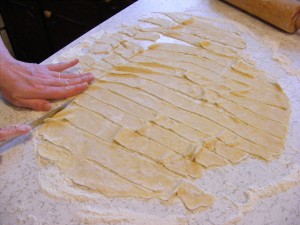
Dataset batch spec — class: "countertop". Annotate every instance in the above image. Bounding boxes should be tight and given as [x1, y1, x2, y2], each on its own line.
[0, 0, 300, 225]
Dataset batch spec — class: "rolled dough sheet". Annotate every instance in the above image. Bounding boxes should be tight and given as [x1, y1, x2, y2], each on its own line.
[36, 12, 291, 220]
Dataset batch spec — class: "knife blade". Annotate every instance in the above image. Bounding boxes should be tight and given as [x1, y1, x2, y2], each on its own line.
[28, 99, 73, 129]
[0, 99, 73, 153]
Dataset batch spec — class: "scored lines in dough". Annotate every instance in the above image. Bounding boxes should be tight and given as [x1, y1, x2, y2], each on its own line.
[100, 76, 284, 155]
[110, 64, 287, 138]
[52, 101, 204, 178]
[127, 54, 289, 123]
[97, 82, 275, 161]
[39, 120, 214, 209]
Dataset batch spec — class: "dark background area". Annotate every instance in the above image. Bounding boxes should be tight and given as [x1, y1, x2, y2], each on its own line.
[0, 0, 137, 63]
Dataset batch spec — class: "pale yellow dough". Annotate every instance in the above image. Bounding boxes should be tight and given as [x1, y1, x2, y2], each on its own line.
[37, 14, 290, 213]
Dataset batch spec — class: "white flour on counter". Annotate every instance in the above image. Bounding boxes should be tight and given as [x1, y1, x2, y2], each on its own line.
[1, 3, 299, 225]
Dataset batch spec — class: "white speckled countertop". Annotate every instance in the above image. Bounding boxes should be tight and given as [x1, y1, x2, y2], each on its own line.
[1, 1, 300, 225]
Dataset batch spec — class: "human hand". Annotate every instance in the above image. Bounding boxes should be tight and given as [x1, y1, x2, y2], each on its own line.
[0, 58, 94, 111]
[0, 124, 31, 142]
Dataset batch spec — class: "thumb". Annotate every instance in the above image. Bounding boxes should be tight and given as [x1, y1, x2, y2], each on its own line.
[0, 125, 31, 141]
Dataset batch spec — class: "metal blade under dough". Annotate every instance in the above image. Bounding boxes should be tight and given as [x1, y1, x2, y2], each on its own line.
[0, 99, 73, 153]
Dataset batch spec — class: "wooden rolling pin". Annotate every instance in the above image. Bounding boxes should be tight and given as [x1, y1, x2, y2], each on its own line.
[223, 0, 300, 33]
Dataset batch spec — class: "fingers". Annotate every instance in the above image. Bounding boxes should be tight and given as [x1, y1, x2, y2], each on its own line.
[32, 82, 89, 99]
[46, 75, 94, 87]
[0, 124, 31, 141]
[14, 98, 52, 111]
[1, 58, 92, 110]
[46, 59, 79, 72]
[53, 73, 95, 79]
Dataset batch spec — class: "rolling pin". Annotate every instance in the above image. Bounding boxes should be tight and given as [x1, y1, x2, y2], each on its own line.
[222, 0, 300, 33]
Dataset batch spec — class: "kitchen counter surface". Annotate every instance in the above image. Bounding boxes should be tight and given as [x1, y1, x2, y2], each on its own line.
[0, 0, 299, 225]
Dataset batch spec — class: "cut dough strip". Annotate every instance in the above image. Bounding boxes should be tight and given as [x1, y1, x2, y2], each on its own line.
[140, 17, 177, 28]
[114, 41, 144, 59]
[134, 31, 161, 42]
[52, 105, 120, 142]
[75, 94, 145, 131]
[140, 49, 227, 74]
[195, 150, 229, 168]
[103, 53, 128, 66]
[172, 24, 246, 49]
[149, 42, 234, 67]
[163, 13, 243, 38]
[164, 30, 240, 58]
[85, 85, 157, 121]
[114, 127, 204, 178]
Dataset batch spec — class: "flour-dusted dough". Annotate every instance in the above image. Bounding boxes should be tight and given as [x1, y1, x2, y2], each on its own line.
[149, 43, 235, 67]
[164, 30, 241, 57]
[51, 105, 120, 142]
[172, 24, 246, 49]
[103, 53, 128, 66]
[195, 150, 229, 168]
[52, 100, 204, 179]
[110, 65, 287, 138]
[86, 85, 157, 121]
[114, 41, 144, 59]
[89, 43, 112, 54]
[114, 128, 203, 178]
[40, 121, 180, 195]
[100, 75, 283, 155]
[99, 81, 276, 161]
[37, 13, 290, 214]
[134, 31, 161, 42]
[75, 94, 145, 131]
[39, 120, 214, 209]
[38, 141, 154, 198]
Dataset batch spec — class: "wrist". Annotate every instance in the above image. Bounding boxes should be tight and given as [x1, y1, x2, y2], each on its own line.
[0, 54, 16, 90]
[0, 52, 15, 67]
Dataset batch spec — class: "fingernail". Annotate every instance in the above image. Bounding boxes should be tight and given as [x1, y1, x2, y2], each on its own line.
[43, 103, 52, 111]
[82, 82, 88, 89]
